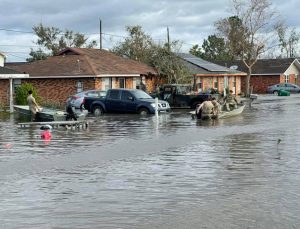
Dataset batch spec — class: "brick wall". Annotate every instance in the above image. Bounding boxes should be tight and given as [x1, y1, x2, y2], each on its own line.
[241, 75, 280, 94]
[20, 78, 97, 106]
[196, 76, 244, 95]
[0, 79, 9, 106]
[0, 75, 163, 107]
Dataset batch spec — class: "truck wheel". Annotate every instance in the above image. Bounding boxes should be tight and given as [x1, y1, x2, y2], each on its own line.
[93, 106, 103, 116]
[273, 90, 278, 95]
[138, 108, 149, 115]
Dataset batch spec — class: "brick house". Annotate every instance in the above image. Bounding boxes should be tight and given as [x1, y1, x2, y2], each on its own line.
[178, 53, 247, 95]
[0, 52, 29, 112]
[215, 58, 300, 94]
[5, 47, 157, 107]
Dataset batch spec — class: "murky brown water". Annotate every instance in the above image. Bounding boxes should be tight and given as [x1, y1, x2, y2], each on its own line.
[0, 95, 300, 229]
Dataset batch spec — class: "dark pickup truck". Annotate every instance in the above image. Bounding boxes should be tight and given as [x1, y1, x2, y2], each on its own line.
[151, 84, 215, 109]
[83, 88, 171, 116]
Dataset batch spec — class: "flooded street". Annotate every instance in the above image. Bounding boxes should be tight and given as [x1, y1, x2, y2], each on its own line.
[0, 95, 300, 229]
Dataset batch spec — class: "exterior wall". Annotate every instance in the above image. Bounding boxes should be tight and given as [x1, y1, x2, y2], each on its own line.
[0, 75, 158, 107]
[95, 78, 102, 89]
[19, 78, 97, 106]
[0, 54, 5, 67]
[241, 70, 300, 94]
[126, 78, 133, 88]
[195, 75, 244, 95]
[0, 79, 9, 106]
[241, 75, 280, 94]
[146, 77, 166, 93]
[283, 73, 300, 85]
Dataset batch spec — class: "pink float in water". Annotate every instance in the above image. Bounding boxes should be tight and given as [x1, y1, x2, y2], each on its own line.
[41, 130, 52, 140]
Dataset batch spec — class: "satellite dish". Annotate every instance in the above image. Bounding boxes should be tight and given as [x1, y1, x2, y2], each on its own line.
[230, 65, 238, 70]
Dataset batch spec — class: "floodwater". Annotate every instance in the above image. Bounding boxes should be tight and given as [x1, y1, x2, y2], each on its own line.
[0, 95, 300, 229]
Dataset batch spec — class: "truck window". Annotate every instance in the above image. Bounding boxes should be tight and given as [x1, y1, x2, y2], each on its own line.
[121, 91, 133, 101]
[108, 90, 120, 99]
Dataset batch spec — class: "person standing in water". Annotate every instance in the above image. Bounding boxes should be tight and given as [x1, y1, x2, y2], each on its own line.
[27, 90, 40, 121]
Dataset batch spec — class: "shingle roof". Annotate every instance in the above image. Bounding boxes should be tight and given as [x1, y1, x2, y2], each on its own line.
[0, 66, 23, 74]
[213, 58, 299, 75]
[6, 47, 157, 77]
[177, 53, 245, 75]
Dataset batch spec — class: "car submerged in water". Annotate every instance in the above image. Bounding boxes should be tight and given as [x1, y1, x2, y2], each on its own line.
[266, 83, 300, 95]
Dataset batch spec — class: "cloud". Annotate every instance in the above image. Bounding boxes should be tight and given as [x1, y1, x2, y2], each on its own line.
[0, 0, 299, 62]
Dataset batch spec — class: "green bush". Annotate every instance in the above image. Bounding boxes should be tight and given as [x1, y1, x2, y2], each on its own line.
[15, 83, 40, 105]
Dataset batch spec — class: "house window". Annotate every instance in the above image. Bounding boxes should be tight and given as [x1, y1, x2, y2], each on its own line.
[295, 74, 298, 85]
[135, 77, 142, 89]
[213, 78, 218, 89]
[197, 78, 202, 93]
[119, 78, 125, 88]
[285, 74, 289, 83]
[76, 81, 83, 93]
[103, 78, 112, 90]
[232, 76, 237, 88]
[13, 79, 22, 94]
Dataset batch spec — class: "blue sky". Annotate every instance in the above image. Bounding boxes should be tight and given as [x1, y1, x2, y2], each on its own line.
[0, 0, 298, 62]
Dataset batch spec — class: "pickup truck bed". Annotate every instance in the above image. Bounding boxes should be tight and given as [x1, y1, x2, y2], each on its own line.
[151, 84, 215, 109]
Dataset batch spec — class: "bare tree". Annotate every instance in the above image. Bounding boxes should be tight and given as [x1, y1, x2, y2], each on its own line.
[215, 0, 280, 96]
[275, 21, 300, 58]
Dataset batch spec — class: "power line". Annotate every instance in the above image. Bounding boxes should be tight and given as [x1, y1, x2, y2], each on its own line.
[0, 44, 39, 48]
[0, 28, 33, 34]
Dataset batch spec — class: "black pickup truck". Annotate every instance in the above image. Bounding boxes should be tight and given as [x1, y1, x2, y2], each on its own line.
[151, 84, 214, 109]
[83, 88, 170, 116]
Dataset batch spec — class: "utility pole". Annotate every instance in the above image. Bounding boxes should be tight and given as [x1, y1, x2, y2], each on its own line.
[99, 18, 102, 49]
[167, 27, 170, 52]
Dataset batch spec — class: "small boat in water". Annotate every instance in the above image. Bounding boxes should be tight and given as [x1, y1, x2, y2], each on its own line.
[14, 105, 87, 122]
[190, 104, 245, 120]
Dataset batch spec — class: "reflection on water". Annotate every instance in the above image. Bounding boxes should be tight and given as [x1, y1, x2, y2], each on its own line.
[1, 95, 300, 228]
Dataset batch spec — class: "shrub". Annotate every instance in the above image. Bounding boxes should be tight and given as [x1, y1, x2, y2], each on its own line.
[15, 83, 40, 105]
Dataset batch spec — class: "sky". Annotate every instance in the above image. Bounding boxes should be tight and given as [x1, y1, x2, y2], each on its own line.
[0, 0, 299, 62]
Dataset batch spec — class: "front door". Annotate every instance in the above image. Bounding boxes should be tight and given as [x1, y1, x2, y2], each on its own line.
[119, 78, 125, 88]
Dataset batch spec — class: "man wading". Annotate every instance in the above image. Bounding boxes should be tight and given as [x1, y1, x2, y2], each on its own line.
[27, 90, 40, 121]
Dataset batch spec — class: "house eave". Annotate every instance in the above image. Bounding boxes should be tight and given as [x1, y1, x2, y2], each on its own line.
[27, 74, 145, 79]
[97, 74, 142, 77]
[0, 74, 29, 79]
[251, 73, 281, 76]
[194, 73, 247, 77]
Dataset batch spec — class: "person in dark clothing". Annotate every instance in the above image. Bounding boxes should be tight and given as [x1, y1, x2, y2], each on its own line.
[66, 103, 78, 121]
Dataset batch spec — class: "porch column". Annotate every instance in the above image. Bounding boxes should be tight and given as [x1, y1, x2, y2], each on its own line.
[9, 78, 13, 113]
